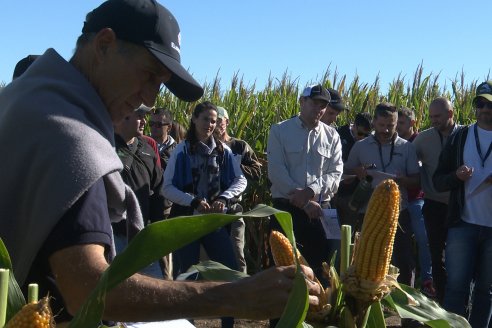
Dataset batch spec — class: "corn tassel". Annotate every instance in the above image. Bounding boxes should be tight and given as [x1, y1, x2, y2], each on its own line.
[5, 296, 54, 328]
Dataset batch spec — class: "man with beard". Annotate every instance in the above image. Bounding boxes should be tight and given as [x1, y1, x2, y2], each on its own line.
[344, 102, 420, 287]
[267, 84, 343, 284]
[433, 81, 492, 327]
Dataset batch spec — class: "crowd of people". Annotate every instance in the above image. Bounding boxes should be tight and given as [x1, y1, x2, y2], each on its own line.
[0, 0, 491, 327]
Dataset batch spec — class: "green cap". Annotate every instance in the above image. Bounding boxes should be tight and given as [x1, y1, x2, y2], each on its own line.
[473, 81, 492, 105]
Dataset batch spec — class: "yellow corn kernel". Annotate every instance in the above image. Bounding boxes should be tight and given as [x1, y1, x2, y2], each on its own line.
[353, 179, 400, 282]
[5, 296, 54, 328]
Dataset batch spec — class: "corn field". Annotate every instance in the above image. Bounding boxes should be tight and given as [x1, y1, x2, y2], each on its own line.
[153, 65, 489, 274]
[157, 64, 487, 154]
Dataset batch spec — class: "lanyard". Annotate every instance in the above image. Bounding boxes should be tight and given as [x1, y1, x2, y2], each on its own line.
[374, 135, 395, 172]
[474, 124, 492, 168]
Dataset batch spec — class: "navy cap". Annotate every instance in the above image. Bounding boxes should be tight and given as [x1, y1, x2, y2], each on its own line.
[83, 0, 203, 102]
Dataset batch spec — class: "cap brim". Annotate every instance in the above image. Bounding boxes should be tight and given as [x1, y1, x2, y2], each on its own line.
[312, 95, 331, 103]
[147, 47, 204, 102]
[474, 94, 492, 104]
[330, 102, 346, 111]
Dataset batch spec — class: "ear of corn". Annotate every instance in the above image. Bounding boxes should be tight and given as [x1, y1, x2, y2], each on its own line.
[5, 296, 54, 328]
[269, 230, 331, 317]
[353, 179, 400, 282]
[269, 230, 297, 267]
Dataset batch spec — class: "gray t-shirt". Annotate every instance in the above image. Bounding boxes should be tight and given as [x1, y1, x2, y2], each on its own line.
[345, 135, 420, 210]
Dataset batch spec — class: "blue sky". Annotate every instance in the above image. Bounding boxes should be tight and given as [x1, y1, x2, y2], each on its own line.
[1, 1, 491, 93]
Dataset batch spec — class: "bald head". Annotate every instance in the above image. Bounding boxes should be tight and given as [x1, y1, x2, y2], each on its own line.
[430, 97, 453, 112]
[429, 97, 454, 133]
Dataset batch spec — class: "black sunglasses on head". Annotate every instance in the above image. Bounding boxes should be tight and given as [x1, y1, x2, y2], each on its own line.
[149, 121, 171, 127]
[475, 99, 492, 110]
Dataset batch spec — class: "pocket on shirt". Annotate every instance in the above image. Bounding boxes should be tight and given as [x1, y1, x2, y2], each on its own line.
[317, 146, 332, 159]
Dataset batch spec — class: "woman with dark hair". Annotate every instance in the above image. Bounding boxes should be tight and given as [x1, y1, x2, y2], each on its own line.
[163, 101, 246, 278]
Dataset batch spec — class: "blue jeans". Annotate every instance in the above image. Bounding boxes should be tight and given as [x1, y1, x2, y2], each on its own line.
[408, 199, 433, 282]
[443, 221, 492, 327]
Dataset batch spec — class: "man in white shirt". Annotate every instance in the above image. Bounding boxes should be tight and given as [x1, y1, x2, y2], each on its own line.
[267, 84, 343, 283]
[433, 81, 492, 327]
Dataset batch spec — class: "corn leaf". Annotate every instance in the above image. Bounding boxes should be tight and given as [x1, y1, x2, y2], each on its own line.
[382, 284, 470, 328]
[0, 238, 25, 322]
[365, 302, 386, 328]
[192, 260, 249, 281]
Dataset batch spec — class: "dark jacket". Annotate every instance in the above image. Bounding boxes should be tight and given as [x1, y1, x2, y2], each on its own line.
[115, 135, 165, 225]
[336, 124, 355, 162]
[432, 126, 468, 227]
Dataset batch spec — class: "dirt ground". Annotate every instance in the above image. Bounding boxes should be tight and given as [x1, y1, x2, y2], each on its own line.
[193, 316, 403, 327]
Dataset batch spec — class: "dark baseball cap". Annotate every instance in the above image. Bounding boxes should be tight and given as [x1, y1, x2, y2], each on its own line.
[473, 81, 492, 104]
[12, 55, 39, 80]
[82, 0, 203, 102]
[327, 88, 346, 112]
[301, 84, 331, 103]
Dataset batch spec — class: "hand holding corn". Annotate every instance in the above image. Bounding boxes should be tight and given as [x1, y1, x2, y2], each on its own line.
[269, 230, 331, 320]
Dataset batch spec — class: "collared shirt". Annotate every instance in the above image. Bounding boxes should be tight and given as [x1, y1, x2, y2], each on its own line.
[267, 116, 343, 202]
[345, 134, 420, 210]
[413, 125, 461, 204]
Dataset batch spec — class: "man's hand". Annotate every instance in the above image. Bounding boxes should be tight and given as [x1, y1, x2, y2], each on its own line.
[196, 200, 211, 213]
[230, 265, 321, 319]
[288, 188, 314, 209]
[456, 165, 473, 182]
[210, 199, 227, 213]
[354, 165, 368, 180]
[303, 201, 323, 219]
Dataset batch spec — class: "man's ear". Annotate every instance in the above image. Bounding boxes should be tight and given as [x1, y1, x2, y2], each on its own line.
[93, 28, 118, 60]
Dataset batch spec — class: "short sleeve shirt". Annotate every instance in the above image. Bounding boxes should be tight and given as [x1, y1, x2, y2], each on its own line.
[22, 178, 112, 323]
[345, 135, 420, 209]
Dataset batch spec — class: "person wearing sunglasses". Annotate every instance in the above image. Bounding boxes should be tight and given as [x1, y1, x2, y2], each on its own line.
[433, 81, 492, 327]
[337, 112, 372, 162]
[150, 107, 176, 170]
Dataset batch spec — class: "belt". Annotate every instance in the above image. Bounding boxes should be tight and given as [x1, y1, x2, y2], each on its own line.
[272, 198, 331, 209]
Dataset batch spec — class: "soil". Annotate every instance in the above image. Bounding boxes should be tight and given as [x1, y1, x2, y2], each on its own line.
[193, 316, 403, 327]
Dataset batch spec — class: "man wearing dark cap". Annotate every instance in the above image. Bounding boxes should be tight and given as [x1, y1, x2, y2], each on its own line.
[0, 0, 319, 325]
[267, 84, 343, 285]
[320, 88, 346, 126]
[433, 81, 492, 327]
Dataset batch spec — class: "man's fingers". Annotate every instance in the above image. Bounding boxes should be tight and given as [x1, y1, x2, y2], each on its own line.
[308, 295, 321, 306]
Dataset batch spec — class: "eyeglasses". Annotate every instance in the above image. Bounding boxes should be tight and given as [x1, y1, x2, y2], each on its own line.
[149, 121, 171, 127]
[475, 100, 492, 110]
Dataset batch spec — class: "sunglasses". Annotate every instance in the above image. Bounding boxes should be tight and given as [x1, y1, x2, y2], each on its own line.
[475, 100, 492, 110]
[149, 121, 171, 128]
